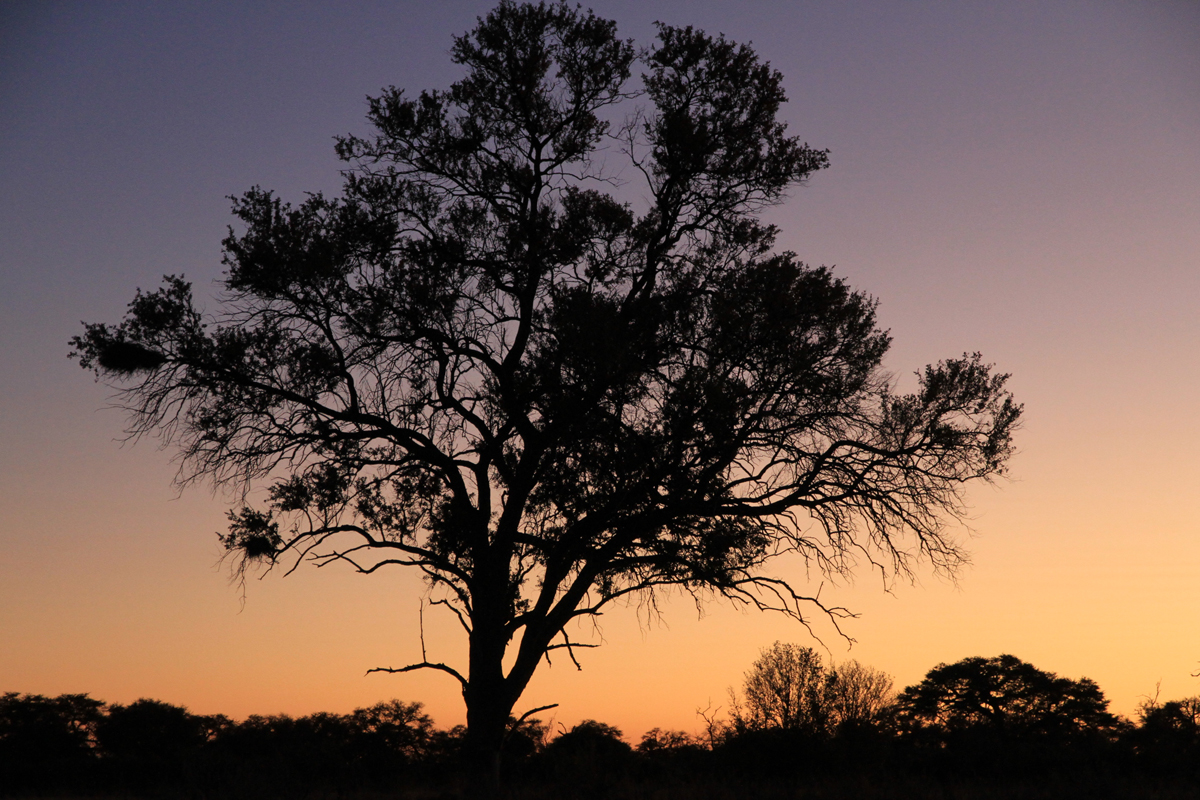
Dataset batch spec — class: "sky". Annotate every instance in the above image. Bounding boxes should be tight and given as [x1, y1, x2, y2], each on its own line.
[1, 0, 1198, 739]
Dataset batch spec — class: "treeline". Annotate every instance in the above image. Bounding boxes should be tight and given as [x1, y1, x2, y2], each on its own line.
[4, 650, 1200, 798]
[0, 695, 459, 797]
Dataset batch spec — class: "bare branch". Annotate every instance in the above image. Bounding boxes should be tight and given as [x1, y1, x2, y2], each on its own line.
[366, 661, 467, 689]
[509, 703, 558, 735]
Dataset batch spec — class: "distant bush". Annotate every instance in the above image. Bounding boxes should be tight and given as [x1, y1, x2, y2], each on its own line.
[1128, 693, 1200, 773]
[527, 719, 633, 793]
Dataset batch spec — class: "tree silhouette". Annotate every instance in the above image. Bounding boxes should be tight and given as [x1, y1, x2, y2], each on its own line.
[895, 654, 1120, 745]
[536, 719, 633, 788]
[825, 658, 896, 734]
[730, 642, 895, 737]
[1132, 693, 1200, 769]
[72, 0, 1019, 788]
[732, 642, 829, 734]
[0, 692, 103, 793]
[93, 698, 216, 792]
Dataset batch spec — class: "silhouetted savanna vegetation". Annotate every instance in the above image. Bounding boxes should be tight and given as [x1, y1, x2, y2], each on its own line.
[6, 651, 1199, 799]
[49, 2, 1176, 798]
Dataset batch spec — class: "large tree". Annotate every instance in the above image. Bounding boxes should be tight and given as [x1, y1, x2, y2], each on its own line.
[895, 655, 1120, 743]
[73, 0, 1020, 787]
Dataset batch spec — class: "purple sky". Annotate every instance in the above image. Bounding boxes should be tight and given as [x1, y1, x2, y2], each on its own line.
[2, 1, 1198, 735]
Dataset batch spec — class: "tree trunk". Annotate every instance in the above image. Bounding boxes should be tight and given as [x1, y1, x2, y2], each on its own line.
[462, 705, 504, 796]
[461, 581, 517, 797]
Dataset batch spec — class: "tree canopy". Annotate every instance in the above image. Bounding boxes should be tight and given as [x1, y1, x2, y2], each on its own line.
[73, 0, 1019, 785]
[895, 654, 1120, 742]
[730, 642, 895, 736]
[733, 642, 828, 734]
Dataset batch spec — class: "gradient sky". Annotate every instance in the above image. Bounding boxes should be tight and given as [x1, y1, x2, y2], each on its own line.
[2, 0, 1198, 739]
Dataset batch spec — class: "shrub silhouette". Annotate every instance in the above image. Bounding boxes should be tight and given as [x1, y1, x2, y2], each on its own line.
[96, 697, 209, 759]
[637, 728, 699, 752]
[348, 699, 437, 775]
[94, 698, 210, 790]
[209, 711, 361, 791]
[502, 713, 548, 767]
[1130, 694, 1200, 772]
[535, 720, 632, 789]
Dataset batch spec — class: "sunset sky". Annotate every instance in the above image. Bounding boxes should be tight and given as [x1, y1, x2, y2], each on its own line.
[2, 0, 1198, 739]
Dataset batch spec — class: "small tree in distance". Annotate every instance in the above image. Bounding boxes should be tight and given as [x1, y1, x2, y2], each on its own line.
[895, 654, 1121, 745]
[827, 658, 896, 733]
[732, 642, 828, 734]
[72, 0, 1020, 789]
[1133, 692, 1200, 766]
[730, 642, 895, 736]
